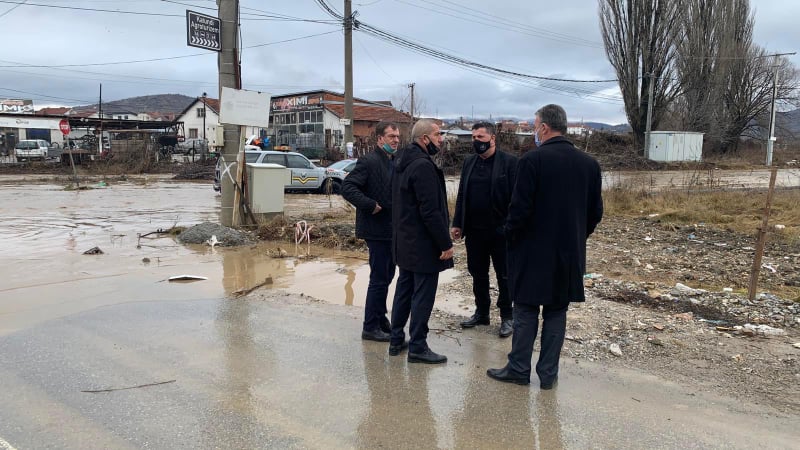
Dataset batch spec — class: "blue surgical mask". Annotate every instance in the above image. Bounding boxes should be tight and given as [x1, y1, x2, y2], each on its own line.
[382, 143, 396, 154]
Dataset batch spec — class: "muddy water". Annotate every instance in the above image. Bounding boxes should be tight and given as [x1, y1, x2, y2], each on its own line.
[0, 176, 465, 336]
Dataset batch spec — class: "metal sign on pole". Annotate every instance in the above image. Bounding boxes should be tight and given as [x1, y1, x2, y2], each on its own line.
[186, 10, 221, 52]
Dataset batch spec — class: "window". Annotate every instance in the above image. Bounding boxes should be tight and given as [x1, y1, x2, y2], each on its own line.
[264, 154, 285, 165]
[196, 108, 205, 118]
[189, 128, 198, 138]
[286, 154, 310, 169]
[245, 153, 260, 163]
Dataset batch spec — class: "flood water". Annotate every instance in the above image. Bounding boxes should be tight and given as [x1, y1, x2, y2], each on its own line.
[0, 175, 466, 336]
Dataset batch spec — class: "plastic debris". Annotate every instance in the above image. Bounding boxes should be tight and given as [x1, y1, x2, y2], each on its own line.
[168, 275, 208, 282]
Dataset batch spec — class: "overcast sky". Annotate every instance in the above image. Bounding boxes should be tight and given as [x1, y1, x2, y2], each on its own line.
[0, 0, 796, 124]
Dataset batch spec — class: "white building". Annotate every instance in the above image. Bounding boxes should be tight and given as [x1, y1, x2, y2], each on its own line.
[175, 97, 221, 146]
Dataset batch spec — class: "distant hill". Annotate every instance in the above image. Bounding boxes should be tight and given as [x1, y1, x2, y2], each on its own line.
[776, 108, 800, 137]
[77, 94, 196, 115]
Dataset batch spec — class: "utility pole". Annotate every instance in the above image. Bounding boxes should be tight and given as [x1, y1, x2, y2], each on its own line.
[344, 0, 354, 146]
[766, 57, 779, 166]
[218, 0, 241, 227]
[408, 82, 415, 120]
[644, 73, 655, 159]
[98, 83, 103, 156]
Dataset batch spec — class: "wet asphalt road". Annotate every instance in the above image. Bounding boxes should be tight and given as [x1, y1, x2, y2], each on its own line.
[1, 294, 797, 450]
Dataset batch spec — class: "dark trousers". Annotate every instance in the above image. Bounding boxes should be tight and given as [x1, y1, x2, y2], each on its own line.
[507, 303, 569, 383]
[363, 239, 396, 331]
[465, 231, 512, 319]
[390, 268, 439, 354]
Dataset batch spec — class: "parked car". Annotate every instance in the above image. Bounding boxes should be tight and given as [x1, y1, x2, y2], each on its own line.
[176, 138, 208, 154]
[213, 150, 328, 193]
[14, 139, 50, 161]
[323, 158, 356, 194]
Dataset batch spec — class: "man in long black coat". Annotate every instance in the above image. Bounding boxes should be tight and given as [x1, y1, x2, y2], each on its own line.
[390, 119, 454, 364]
[487, 104, 603, 388]
[341, 121, 401, 342]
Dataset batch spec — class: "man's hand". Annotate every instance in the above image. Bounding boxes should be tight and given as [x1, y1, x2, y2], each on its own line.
[450, 227, 462, 240]
[440, 247, 454, 260]
[372, 203, 382, 214]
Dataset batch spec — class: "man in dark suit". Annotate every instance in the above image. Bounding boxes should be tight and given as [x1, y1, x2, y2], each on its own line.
[390, 119, 454, 364]
[341, 122, 401, 342]
[487, 104, 603, 389]
[451, 121, 518, 337]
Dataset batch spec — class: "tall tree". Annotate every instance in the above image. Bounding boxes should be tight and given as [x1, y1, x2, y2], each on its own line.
[599, 0, 683, 154]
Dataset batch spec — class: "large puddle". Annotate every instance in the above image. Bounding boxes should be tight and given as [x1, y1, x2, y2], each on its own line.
[0, 176, 465, 336]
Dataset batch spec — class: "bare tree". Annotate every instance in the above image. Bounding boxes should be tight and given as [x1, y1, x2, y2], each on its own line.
[599, 0, 683, 154]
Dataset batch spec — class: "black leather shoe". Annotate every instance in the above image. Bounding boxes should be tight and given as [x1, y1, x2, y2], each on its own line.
[460, 314, 490, 328]
[486, 367, 530, 385]
[408, 349, 447, 364]
[388, 341, 408, 356]
[361, 328, 391, 342]
[540, 376, 558, 390]
[498, 319, 514, 338]
[380, 317, 392, 334]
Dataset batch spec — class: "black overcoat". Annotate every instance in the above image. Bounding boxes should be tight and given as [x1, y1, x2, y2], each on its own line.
[504, 136, 603, 305]
[341, 147, 393, 241]
[391, 143, 454, 274]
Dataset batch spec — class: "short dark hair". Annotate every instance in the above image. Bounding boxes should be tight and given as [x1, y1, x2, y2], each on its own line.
[471, 121, 496, 136]
[375, 121, 399, 137]
[535, 104, 567, 134]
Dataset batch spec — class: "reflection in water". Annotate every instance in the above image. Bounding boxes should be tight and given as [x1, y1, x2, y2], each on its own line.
[344, 270, 356, 306]
[454, 345, 536, 448]
[536, 393, 565, 450]
[356, 347, 438, 449]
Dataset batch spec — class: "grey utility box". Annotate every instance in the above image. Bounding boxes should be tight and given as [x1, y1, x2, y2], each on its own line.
[247, 163, 291, 217]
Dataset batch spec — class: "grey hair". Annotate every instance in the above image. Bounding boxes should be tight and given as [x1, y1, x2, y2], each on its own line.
[535, 104, 567, 134]
[411, 119, 438, 141]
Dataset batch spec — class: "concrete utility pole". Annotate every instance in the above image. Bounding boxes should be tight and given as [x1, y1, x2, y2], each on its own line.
[644, 73, 655, 159]
[408, 82, 415, 119]
[766, 57, 779, 166]
[344, 0, 354, 145]
[218, 0, 241, 227]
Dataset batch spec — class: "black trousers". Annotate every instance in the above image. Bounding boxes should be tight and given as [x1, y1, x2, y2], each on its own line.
[390, 269, 439, 354]
[506, 303, 569, 384]
[363, 239, 395, 331]
[465, 231, 512, 319]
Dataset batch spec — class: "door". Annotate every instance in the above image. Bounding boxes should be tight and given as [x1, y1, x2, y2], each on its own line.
[285, 154, 320, 189]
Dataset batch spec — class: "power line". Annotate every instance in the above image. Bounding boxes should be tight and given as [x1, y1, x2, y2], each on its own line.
[0, 0, 25, 18]
[0, 29, 339, 69]
[0, 0, 184, 17]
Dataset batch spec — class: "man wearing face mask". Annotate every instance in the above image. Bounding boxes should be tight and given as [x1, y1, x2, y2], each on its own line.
[451, 122, 518, 337]
[342, 121, 401, 342]
[389, 119, 454, 363]
[487, 104, 603, 389]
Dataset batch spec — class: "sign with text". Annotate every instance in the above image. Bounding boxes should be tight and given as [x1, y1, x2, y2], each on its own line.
[186, 10, 221, 52]
[59, 119, 71, 135]
[0, 99, 34, 114]
[220, 87, 271, 127]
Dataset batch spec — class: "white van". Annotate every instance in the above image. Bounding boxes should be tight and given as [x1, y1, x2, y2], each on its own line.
[14, 139, 50, 161]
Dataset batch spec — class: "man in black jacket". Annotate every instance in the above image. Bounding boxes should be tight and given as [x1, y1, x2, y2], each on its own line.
[487, 104, 603, 389]
[341, 122, 401, 342]
[451, 122, 518, 337]
[390, 119, 454, 364]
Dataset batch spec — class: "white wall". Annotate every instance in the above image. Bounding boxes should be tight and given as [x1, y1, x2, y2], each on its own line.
[177, 100, 219, 145]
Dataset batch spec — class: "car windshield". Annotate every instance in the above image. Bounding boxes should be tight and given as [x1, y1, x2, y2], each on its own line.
[327, 159, 353, 170]
[15, 141, 37, 149]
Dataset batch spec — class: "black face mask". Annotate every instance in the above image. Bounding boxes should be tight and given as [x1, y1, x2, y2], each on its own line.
[473, 139, 490, 154]
[426, 141, 440, 156]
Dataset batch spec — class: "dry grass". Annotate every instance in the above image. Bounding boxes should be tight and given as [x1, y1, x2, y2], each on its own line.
[604, 184, 800, 242]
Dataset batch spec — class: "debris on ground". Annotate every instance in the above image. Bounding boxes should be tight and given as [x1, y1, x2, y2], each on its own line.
[83, 246, 104, 255]
[178, 222, 253, 246]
